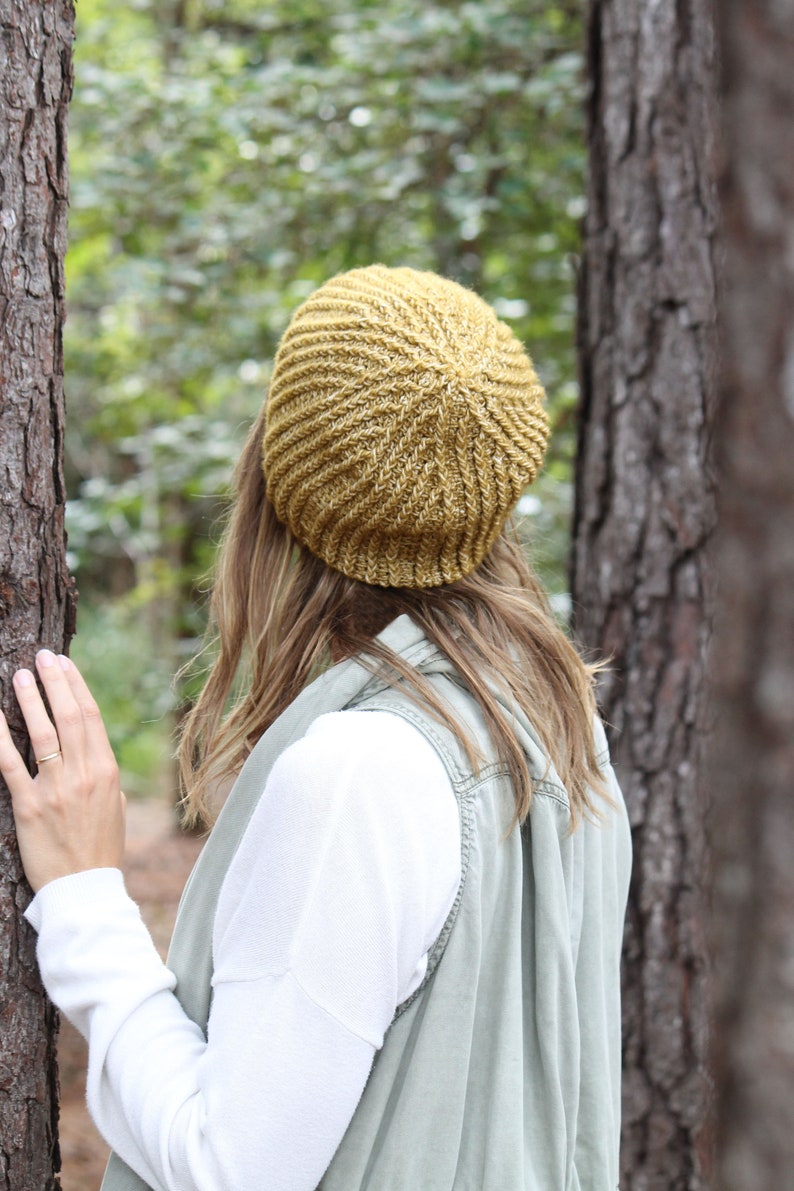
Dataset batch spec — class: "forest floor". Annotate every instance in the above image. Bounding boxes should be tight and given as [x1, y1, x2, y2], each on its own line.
[57, 797, 205, 1191]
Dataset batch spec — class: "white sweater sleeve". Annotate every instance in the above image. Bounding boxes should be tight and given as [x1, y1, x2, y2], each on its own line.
[25, 710, 460, 1191]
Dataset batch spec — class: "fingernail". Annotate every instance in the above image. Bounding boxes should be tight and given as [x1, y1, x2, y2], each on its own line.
[37, 649, 56, 668]
[58, 655, 71, 671]
[15, 669, 33, 687]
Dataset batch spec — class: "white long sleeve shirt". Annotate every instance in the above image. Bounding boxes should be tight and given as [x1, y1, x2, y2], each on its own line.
[25, 710, 461, 1191]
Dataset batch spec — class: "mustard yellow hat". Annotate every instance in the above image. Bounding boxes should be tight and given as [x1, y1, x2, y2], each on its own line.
[262, 265, 549, 588]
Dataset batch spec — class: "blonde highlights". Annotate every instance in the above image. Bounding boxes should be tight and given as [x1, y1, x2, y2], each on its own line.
[178, 407, 608, 830]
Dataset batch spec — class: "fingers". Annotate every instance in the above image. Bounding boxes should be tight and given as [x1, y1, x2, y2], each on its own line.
[58, 654, 115, 763]
[0, 706, 35, 800]
[2, 650, 114, 778]
[12, 659, 66, 768]
[2, 653, 125, 892]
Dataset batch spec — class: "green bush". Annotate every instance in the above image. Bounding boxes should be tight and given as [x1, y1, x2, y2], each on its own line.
[69, 600, 177, 799]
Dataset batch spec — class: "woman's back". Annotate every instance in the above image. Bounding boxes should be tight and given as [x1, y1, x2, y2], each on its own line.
[2, 266, 632, 1191]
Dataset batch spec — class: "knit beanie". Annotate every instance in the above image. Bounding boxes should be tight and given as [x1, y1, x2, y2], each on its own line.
[262, 265, 549, 588]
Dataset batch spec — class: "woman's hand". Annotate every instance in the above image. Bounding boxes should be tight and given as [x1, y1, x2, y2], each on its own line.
[0, 650, 126, 893]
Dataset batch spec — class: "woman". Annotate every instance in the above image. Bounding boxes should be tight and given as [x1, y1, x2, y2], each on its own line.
[0, 266, 631, 1191]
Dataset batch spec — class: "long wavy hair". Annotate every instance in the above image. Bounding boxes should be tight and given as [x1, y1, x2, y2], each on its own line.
[178, 403, 609, 830]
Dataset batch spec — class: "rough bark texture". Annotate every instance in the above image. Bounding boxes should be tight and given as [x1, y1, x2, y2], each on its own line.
[572, 2, 719, 1187]
[710, 4, 794, 1187]
[0, 1, 76, 1186]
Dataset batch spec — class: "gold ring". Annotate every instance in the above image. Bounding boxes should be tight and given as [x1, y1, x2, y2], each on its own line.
[36, 750, 62, 764]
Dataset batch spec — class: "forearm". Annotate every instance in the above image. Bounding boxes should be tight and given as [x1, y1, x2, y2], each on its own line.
[27, 869, 218, 1190]
[26, 869, 375, 1191]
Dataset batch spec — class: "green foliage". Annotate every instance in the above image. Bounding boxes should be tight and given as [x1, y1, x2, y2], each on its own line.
[68, 601, 176, 798]
[64, 0, 585, 779]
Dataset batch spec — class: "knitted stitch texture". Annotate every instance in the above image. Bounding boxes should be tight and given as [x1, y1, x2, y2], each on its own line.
[262, 265, 549, 588]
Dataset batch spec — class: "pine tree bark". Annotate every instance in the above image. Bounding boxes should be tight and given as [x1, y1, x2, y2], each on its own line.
[710, 3, 794, 1186]
[572, 2, 719, 1186]
[0, 2, 76, 1186]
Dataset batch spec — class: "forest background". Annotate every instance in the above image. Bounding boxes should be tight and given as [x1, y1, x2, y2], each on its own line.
[5, 0, 793, 1185]
[65, 0, 586, 797]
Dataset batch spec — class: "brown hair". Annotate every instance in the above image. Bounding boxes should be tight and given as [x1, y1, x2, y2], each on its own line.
[178, 404, 609, 830]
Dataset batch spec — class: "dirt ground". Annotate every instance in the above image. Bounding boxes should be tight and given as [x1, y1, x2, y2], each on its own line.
[57, 798, 205, 1191]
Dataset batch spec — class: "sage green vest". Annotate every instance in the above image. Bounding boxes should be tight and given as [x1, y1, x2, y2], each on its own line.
[101, 615, 631, 1191]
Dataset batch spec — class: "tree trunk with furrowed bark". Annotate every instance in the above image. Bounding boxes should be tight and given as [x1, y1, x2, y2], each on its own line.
[0, 1, 76, 1185]
[571, 1, 719, 1186]
[710, 2, 794, 1187]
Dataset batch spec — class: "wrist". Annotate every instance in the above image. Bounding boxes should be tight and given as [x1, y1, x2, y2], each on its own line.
[24, 867, 126, 933]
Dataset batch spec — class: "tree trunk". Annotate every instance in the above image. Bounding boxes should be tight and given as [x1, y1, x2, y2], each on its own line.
[572, 1, 719, 1186]
[0, 2, 76, 1186]
[710, 3, 794, 1187]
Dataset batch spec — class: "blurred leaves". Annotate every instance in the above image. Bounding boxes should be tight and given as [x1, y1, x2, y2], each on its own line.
[68, 600, 177, 797]
[65, 0, 586, 776]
